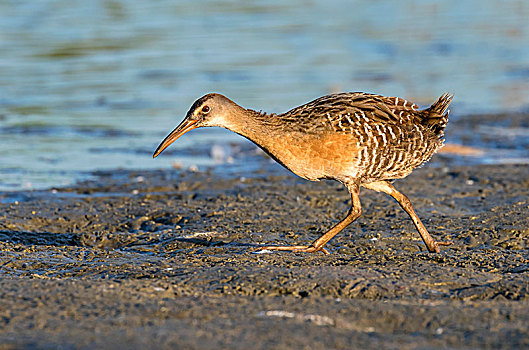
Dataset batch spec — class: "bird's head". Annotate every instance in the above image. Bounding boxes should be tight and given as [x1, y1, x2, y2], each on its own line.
[153, 93, 238, 158]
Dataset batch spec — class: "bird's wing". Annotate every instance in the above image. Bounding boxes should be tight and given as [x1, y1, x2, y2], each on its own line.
[282, 92, 424, 134]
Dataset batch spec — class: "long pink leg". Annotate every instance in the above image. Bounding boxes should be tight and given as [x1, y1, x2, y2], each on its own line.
[363, 181, 450, 253]
[260, 183, 362, 254]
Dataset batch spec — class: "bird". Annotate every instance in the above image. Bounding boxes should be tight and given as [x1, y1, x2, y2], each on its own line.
[153, 91, 453, 254]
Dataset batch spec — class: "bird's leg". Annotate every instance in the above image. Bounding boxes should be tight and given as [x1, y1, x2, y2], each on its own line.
[362, 181, 449, 253]
[259, 183, 362, 254]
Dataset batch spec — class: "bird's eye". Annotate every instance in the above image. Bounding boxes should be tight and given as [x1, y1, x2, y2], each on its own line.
[202, 105, 210, 113]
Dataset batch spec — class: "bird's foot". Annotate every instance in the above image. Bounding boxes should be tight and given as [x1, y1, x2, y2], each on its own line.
[256, 245, 330, 255]
[427, 240, 453, 253]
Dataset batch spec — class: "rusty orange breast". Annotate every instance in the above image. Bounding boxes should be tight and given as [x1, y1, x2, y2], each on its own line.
[261, 131, 363, 182]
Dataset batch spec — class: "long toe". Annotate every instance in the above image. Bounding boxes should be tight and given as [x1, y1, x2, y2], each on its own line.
[426, 239, 453, 253]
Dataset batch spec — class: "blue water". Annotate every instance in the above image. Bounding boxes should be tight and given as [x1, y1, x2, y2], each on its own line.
[1, 1, 528, 190]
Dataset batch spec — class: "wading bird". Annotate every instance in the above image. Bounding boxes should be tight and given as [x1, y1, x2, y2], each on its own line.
[154, 92, 453, 254]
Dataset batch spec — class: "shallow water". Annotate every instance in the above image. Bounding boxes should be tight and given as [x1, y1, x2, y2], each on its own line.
[1, 0, 528, 190]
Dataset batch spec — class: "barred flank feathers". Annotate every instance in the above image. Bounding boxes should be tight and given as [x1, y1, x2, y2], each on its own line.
[423, 92, 453, 136]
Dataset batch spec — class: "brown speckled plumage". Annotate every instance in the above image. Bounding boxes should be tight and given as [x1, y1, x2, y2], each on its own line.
[154, 91, 453, 254]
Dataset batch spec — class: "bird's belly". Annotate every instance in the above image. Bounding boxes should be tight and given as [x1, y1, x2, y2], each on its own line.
[258, 130, 442, 184]
[262, 133, 363, 182]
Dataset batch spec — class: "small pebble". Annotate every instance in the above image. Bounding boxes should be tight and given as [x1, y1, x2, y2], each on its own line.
[253, 249, 274, 254]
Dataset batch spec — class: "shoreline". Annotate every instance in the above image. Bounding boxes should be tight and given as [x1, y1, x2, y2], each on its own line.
[2, 109, 529, 193]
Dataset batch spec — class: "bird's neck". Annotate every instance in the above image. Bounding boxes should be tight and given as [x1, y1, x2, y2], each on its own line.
[223, 107, 283, 147]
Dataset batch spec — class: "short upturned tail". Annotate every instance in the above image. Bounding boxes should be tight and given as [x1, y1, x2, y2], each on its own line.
[423, 92, 453, 136]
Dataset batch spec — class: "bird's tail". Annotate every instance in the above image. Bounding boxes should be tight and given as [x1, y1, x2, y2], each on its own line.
[423, 92, 453, 136]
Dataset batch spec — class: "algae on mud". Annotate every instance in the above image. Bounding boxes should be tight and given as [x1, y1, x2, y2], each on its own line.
[0, 157, 528, 348]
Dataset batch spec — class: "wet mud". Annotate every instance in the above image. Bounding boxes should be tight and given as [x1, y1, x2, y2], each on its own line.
[2, 105, 529, 350]
[0, 157, 528, 349]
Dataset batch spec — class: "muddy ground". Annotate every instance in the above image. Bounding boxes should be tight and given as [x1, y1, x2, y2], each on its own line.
[1, 109, 529, 350]
[0, 157, 528, 349]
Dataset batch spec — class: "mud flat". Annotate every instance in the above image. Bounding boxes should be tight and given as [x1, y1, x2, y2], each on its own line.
[0, 151, 528, 348]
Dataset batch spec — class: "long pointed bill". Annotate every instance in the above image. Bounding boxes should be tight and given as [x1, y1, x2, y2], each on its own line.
[153, 119, 199, 158]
